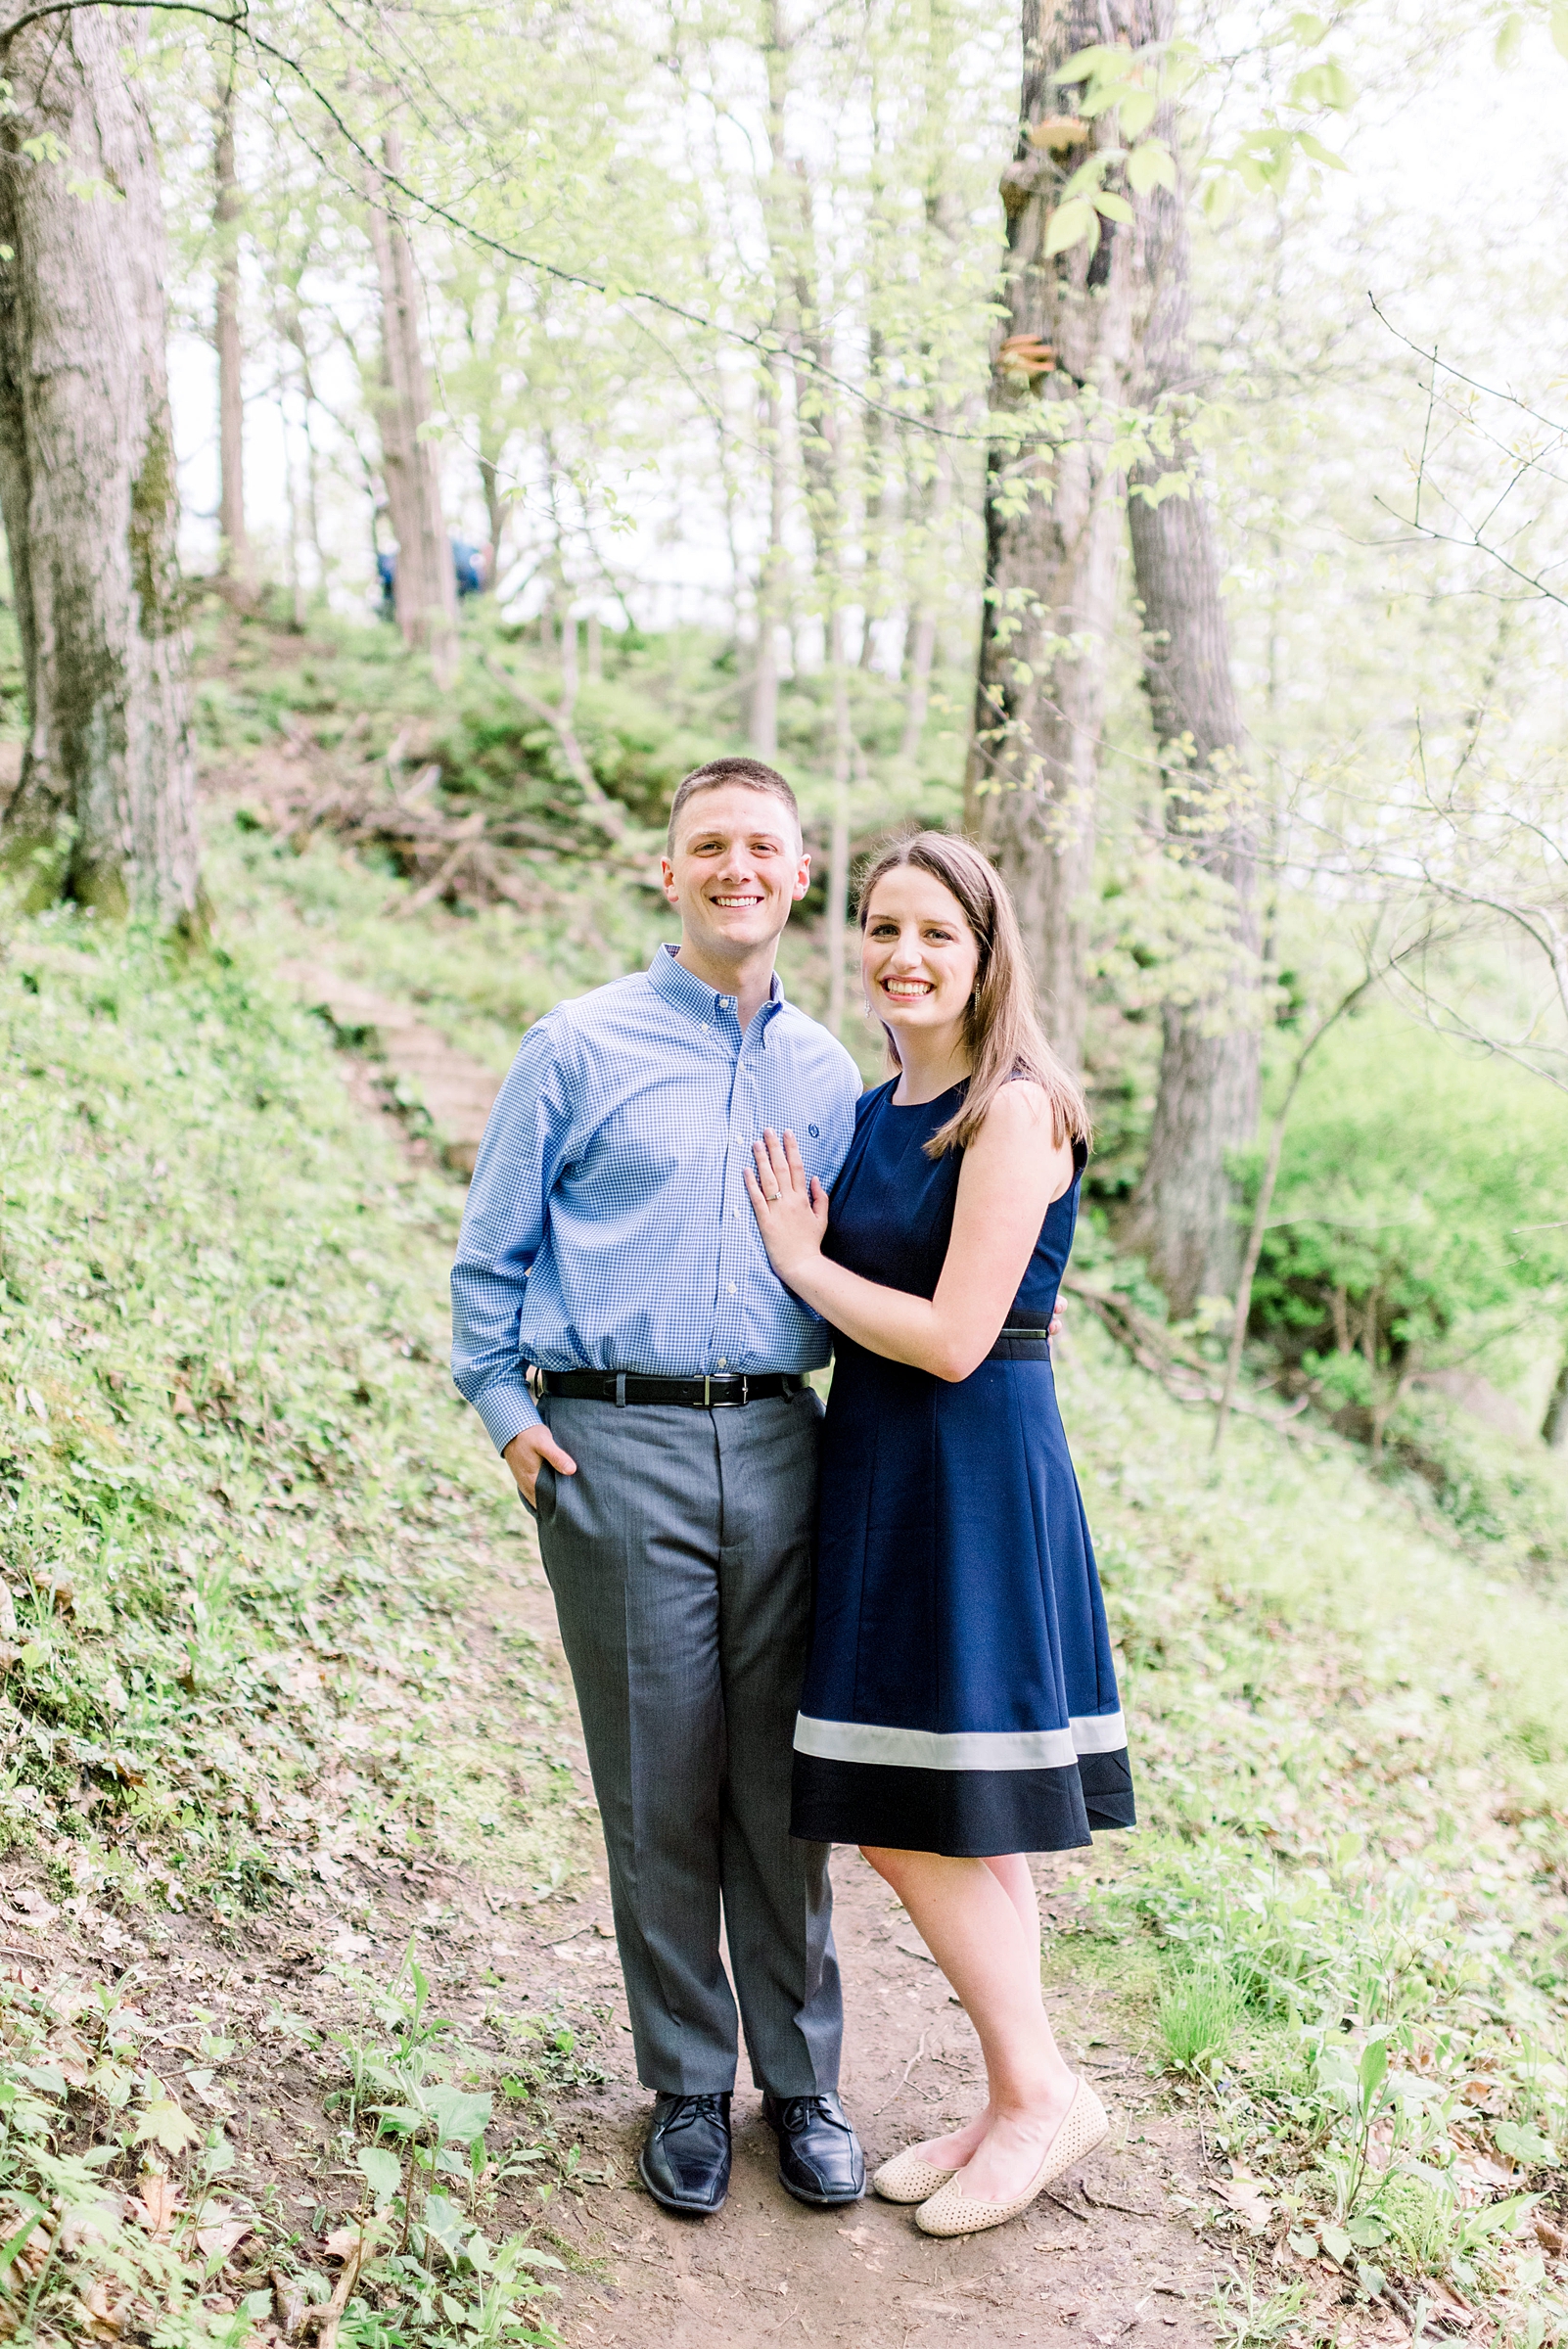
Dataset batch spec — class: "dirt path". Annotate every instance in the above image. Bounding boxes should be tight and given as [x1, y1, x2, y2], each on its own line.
[484, 1528, 1226, 2349]
[240, 966, 1233, 2345]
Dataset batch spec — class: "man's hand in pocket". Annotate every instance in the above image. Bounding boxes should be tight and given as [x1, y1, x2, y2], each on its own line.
[502, 1425, 577, 1508]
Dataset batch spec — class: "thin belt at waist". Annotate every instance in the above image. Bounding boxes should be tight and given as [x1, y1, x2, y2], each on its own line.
[537, 1368, 807, 1407]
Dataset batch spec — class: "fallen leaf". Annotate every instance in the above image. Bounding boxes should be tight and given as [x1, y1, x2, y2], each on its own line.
[322, 2227, 362, 2261]
[80, 2277, 129, 2338]
[131, 2174, 184, 2237]
[1213, 2173, 1274, 2232]
[197, 2218, 254, 2261]
[58, 2196, 125, 2254]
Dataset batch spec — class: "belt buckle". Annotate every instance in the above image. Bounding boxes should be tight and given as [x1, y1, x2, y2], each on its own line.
[707, 1371, 749, 1408]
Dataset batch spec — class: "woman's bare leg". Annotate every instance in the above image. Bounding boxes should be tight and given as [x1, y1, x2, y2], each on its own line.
[984, 1852, 1040, 1961]
[862, 1845, 1076, 2201]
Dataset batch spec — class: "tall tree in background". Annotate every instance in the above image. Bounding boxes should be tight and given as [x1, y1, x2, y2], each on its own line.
[1123, 10, 1261, 1316]
[964, 0, 1141, 1072]
[0, 14, 203, 935]
[212, 45, 254, 599]
[364, 123, 457, 678]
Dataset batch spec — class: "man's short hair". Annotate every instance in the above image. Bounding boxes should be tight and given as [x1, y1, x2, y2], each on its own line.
[666, 757, 802, 855]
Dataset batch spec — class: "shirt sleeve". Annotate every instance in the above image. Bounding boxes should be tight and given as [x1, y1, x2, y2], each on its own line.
[450, 1016, 576, 1451]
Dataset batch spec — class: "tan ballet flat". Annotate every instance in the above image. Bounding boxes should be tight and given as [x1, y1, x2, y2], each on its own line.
[871, 2146, 959, 2204]
[914, 2079, 1109, 2237]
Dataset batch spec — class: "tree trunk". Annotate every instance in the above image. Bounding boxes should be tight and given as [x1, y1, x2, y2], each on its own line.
[750, 357, 787, 758]
[827, 615, 852, 1037]
[478, 439, 507, 583]
[213, 55, 253, 596]
[364, 122, 457, 680]
[965, 0, 1141, 1072]
[1123, 1, 1261, 1316]
[0, 14, 203, 935]
[1544, 1355, 1568, 1451]
[900, 438, 949, 766]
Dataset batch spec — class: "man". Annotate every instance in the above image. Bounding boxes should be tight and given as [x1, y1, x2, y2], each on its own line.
[451, 756, 866, 2219]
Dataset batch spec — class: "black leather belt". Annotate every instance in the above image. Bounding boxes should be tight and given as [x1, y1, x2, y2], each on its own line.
[537, 1369, 808, 1407]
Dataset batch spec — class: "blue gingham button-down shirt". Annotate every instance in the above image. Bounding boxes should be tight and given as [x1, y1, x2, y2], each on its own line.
[451, 944, 862, 1451]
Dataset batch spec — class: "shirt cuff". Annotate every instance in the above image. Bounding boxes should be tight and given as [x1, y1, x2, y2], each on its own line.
[473, 1379, 541, 1453]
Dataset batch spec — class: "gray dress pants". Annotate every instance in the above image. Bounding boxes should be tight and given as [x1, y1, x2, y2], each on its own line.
[530, 1388, 843, 2097]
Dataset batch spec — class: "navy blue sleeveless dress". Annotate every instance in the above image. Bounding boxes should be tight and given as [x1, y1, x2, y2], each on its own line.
[791, 1080, 1134, 1858]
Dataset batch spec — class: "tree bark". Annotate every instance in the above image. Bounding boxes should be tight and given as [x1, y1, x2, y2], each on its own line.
[1122, 1, 1261, 1316]
[965, 0, 1142, 1073]
[0, 13, 203, 934]
[900, 437, 949, 766]
[750, 356, 787, 759]
[1544, 1355, 1568, 1451]
[212, 53, 253, 596]
[364, 121, 457, 680]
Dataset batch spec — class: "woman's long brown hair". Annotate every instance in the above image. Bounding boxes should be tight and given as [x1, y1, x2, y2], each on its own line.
[856, 831, 1091, 1160]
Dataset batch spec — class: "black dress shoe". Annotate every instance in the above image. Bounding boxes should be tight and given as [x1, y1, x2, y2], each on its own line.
[638, 2092, 732, 2216]
[761, 2091, 865, 2208]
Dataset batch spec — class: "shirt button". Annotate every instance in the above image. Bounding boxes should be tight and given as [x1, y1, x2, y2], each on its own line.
[717, 1358, 726, 1368]
[727, 1282, 737, 1296]
[732, 1207, 742, 1219]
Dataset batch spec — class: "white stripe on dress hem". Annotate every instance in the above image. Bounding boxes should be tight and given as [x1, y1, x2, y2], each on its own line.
[792, 1712, 1127, 1773]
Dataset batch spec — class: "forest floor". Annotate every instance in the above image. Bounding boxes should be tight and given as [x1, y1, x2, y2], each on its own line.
[1, 701, 1565, 2349]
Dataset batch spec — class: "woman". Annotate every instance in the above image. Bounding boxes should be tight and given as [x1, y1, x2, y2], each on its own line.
[745, 831, 1133, 2239]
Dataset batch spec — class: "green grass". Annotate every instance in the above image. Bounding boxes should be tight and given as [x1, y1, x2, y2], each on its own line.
[1157, 1961, 1248, 2077]
[1049, 1315, 1568, 2333]
[0, 894, 599, 2348]
[0, 905, 577, 1905]
[6, 631, 1568, 2344]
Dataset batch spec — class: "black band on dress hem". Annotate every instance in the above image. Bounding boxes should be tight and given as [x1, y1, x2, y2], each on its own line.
[791, 1747, 1135, 1860]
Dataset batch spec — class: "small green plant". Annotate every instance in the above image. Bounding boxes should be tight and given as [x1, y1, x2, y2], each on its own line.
[1157, 1961, 1247, 2077]
[1212, 2268, 1312, 2349]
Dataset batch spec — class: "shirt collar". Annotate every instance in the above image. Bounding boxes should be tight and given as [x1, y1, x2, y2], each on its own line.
[647, 943, 786, 1031]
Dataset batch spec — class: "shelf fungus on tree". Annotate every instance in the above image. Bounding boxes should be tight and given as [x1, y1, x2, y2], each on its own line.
[998, 335, 1058, 382]
[1029, 114, 1089, 151]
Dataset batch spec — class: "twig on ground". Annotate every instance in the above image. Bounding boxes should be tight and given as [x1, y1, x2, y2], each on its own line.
[304, 2226, 370, 2349]
[874, 2030, 928, 2112]
[1079, 2182, 1161, 2218]
[1042, 2187, 1090, 2223]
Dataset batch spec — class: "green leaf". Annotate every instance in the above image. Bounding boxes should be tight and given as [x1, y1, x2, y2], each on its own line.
[356, 2145, 403, 2207]
[1494, 2120, 1555, 2164]
[1043, 198, 1096, 256]
[1495, 11, 1524, 66]
[1553, 1, 1568, 60]
[1358, 2036, 1389, 2101]
[0, 2213, 43, 2275]
[1319, 2221, 1353, 2267]
[1127, 141, 1176, 195]
[1290, 10, 1328, 39]
[1295, 130, 1349, 171]
[427, 2086, 492, 2147]
[1118, 89, 1157, 137]
[1347, 2213, 1388, 2247]
[1287, 2229, 1319, 2260]
[1289, 58, 1356, 110]
[423, 2191, 469, 2259]
[132, 2075, 202, 2154]
[1055, 43, 1129, 87]
[1090, 191, 1133, 222]
[16, 2065, 67, 2097]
